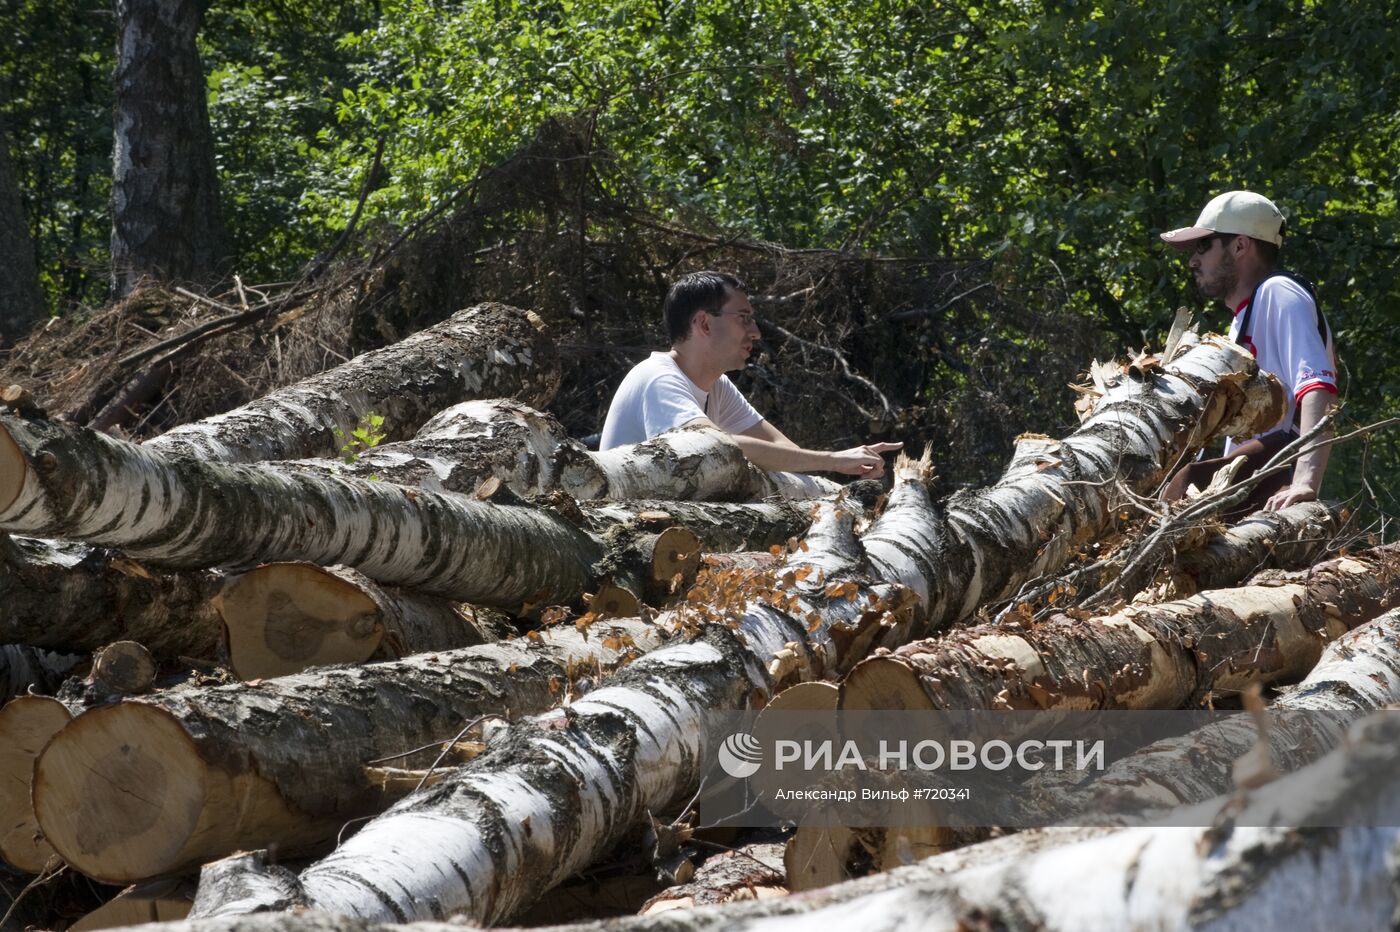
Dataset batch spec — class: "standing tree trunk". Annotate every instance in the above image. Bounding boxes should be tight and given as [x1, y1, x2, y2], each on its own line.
[110, 0, 228, 296]
[0, 116, 46, 345]
[184, 335, 1285, 924]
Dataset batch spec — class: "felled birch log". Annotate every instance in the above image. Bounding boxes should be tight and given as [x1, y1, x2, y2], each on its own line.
[1024, 608, 1400, 821]
[840, 546, 1400, 713]
[311, 399, 607, 500]
[0, 644, 82, 704]
[1169, 499, 1341, 593]
[186, 493, 889, 924]
[186, 336, 1286, 924]
[0, 411, 813, 607]
[590, 426, 839, 502]
[858, 335, 1283, 637]
[639, 843, 786, 915]
[88, 640, 159, 695]
[569, 711, 1400, 931]
[32, 617, 669, 884]
[141, 303, 560, 463]
[0, 536, 226, 660]
[806, 608, 1400, 886]
[121, 712, 1400, 932]
[214, 563, 511, 680]
[306, 403, 835, 503]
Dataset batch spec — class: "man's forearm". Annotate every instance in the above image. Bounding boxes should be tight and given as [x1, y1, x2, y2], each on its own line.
[731, 435, 834, 473]
[1292, 390, 1336, 493]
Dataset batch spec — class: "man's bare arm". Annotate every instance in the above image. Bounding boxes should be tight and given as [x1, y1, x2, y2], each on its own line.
[1264, 390, 1335, 510]
[689, 417, 902, 477]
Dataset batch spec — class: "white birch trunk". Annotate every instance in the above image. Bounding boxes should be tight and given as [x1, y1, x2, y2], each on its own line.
[841, 547, 1400, 713]
[1027, 608, 1400, 821]
[320, 403, 835, 502]
[590, 426, 839, 502]
[142, 303, 561, 464]
[859, 337, 1284, 636]
[185, 336, 1285, 924]
[187, 497, 883, 924]
[215, 562, 509, 680]
[31, 617, 668, 885]
[0, 536, 227, 661]
[0, 413, 813, 607]
[1169, 500, 1341, 594]
[106, 711, 1400, 932]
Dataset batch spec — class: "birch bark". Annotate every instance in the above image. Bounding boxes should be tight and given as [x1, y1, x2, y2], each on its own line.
[1169, 499, 1341, 593]
[32, 616, 668, 884]
[1025, 608, 1400, 821]
[0, 536, 226, 661]
[185, 335, 1286, 924]
[841, 547, 1400, 713]
[0, 413, 813, 607]
[142, 303, 560, 464]
[109, 714, 1400, 932]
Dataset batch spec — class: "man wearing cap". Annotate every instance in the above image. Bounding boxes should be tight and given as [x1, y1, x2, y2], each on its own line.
[1160, 191, 1337, 512]
[599, 270, 902, 477]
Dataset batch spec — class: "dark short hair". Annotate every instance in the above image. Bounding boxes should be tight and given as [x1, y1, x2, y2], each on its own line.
[663, 271, 746, 344]
[1252, 236, 1280, 269]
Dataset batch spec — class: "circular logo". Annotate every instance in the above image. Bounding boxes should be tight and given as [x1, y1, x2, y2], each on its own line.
[718, 732, 763, 779]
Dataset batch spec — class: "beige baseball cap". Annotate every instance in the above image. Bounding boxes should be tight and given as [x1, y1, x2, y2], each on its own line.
[1160, 191, 1285, 248]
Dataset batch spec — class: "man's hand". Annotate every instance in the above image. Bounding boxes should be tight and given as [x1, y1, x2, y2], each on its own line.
[1265, 483, 1318, 511]
[826, 442, 904, 478]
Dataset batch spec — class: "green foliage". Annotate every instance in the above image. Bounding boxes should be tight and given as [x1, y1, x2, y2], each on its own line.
[0, 0, 114, 309]
[4, 0, 1397, 501]
[200, 0, 380, 281]
[333, 411, 388, 464]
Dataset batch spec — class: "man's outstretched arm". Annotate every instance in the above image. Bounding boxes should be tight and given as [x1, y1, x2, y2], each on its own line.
[1265, 390, 1335, 510]
[684, 417, 903, 478]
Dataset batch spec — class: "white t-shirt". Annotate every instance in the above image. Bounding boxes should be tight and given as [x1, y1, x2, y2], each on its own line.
[599, 352, 764, 450]
[1224, 275, 1337, 453]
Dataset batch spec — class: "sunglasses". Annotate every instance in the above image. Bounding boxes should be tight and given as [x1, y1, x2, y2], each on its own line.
[1192, 233, 1237, 256]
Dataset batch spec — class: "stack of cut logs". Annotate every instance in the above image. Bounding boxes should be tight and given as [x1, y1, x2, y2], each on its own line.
[2, 303, 1397, 932]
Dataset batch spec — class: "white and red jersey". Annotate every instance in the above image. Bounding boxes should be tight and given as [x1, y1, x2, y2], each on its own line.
[1224, 275, 1337, 454]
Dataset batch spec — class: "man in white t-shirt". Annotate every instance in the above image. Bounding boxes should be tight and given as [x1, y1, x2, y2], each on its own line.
[600, 271, 902, 478]
[1159, 191, 1337, 512]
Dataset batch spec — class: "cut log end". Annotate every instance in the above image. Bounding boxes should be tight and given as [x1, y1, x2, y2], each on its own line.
[216, 564, 384, 680]
[91, 640, 157, 695]
[33, 701, 210, 884]
[784, 824, 962, 894]
[784, 825, 857, 892]
[0, 422, 24, 515]
[764, 681, 839, 713]
[839, 656, 935, 711]
[69, 878, 194, 932]
[589, 583, 642, 619]
[650, 527, 702, 592]
[0, 696, 73, 873]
